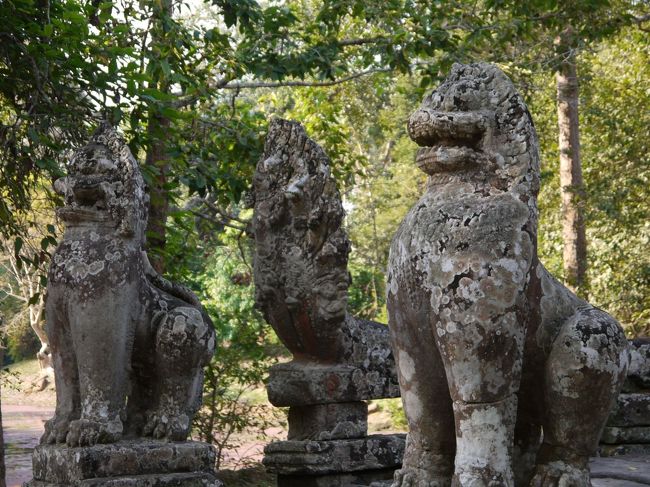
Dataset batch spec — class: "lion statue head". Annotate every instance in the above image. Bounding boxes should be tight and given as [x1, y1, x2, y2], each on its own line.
[55, 123, 148, 240]
[408, 63, 541, 208]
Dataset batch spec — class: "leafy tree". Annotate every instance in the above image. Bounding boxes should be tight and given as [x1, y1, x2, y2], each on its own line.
[498, 26, 650, 335]
[188, 226, 279, 467]
[579, 27, 650, 334]
[0, 189, 57, 386]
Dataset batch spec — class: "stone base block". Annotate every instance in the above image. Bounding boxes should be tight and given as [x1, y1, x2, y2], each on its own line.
[277, 468, 396, 487]
[25, 472, 222, 487]
[623, 338, 650, 392]
[601, 426, 650, 444]
[599, 443, 650, 457]
[267, 362, 400, 407]
[288, 402, 368, 440]
[263, 434, 405, 476]
[607, 393, 650, 427]
[26, 440, 219, 486]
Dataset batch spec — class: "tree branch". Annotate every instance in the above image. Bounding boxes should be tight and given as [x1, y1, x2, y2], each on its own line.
[219, 67, 391, 90]
[2, 290, 27, 303]
[338, 37, 386, 46]
[202, 199, 250, 225]
[633, 13, 650, 24]
[172, 75, 234, 108]
[190, 211, 247, 231]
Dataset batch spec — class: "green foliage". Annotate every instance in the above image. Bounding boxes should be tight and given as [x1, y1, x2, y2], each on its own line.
[381, 397, 408, 430]
[189, 228, 279, 467]
[348, 263, 386, 322]
[508, 27, 650, 336]
[0, 0, 107, 236]
[579, 27, 650, 335]
[5, 319, 40, 362]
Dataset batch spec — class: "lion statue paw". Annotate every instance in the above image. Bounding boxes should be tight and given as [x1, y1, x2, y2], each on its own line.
[66, 417, 123, 447]
[41, 414, 74, 445]
[143, 411, 190, 441]
[391, 467, 451, 487]
[529, 461, 590, 487]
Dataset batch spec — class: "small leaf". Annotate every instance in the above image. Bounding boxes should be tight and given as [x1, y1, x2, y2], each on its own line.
[40, 235, 57, 250]
[14, 237, 23, 257]
[160, 59, 172, 77]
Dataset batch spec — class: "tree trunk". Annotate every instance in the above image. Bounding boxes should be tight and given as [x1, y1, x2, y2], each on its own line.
[29, 301, 51, 371]
[0, 346, 6, 487]
[145, 113, 171, 274]
[28, 300, 53, 391]
[556, 30, 587, 292]
[144, 0, 173, 274]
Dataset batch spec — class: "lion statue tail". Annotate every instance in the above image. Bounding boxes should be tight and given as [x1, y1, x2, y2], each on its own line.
[141, 251, 202, 308]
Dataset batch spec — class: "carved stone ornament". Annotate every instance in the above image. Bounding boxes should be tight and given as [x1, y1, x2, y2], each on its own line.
[387, 63, 629, 487]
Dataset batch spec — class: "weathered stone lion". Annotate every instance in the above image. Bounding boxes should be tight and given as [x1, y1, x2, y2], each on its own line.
[387, 63, 629, 486]
[43, 124, 215, 447]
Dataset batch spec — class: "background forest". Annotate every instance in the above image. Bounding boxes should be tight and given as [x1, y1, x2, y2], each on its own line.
[0, 0, 648, 480]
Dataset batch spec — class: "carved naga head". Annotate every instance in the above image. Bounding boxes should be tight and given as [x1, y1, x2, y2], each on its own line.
[408, 62, 540, 199]
[252, 119, 351, 362]
[55, 123, 149, 240]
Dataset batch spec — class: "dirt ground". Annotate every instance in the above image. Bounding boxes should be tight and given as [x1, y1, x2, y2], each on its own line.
[3, 403, 53, 487]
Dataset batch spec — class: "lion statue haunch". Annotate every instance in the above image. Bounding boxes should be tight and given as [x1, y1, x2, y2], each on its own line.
[387, 63, 629, 487]
[43, 123, 215, 447]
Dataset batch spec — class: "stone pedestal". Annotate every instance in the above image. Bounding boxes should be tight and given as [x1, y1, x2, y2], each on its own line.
[288, 402, 368, 440]
[24, 440, 222, 487]
[266, 361, 399, 407]
[264, 358, 404, 486]
[263, 434, 405, 487]
[599, 339, 650, 457]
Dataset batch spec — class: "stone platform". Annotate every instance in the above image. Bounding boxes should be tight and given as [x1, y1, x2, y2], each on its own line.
[363, 455, 650, 487]
[264, 434, 405, 486]
[24, 440, 222, 487]
[590, 455, 650, 486]
[263, 434, 405, 476]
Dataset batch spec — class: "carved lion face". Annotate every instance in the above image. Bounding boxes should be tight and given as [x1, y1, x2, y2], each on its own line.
[55, 124, 148, 238]
[408, 63, 540, 196]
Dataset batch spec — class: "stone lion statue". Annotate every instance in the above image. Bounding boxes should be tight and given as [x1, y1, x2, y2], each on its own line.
[387, 63, 629, 486]
[42, 123, 215, 447]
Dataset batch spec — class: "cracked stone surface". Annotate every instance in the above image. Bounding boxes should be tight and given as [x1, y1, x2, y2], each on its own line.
[263, 434, 406, 475]
[386, 62, 629, 487]
[600, 338, 650, 456]
[607, 393, 650, 428]
[25, 472, 222, 487]
[625, 339, 650, 392]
